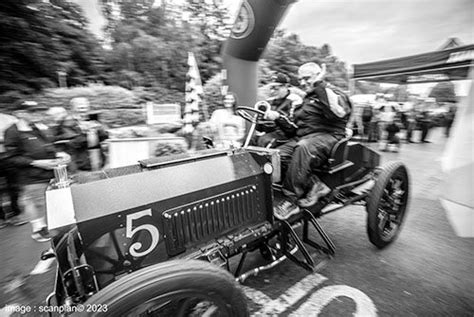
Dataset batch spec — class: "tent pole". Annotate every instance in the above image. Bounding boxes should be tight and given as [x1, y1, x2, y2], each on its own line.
[348, 65, 355, 95]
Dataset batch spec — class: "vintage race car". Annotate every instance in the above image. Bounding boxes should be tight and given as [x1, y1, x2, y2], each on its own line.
[43, 101, 410, 316]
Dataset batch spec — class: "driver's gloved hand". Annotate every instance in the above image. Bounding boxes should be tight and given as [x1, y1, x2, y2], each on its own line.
[264, 110, 280, 121]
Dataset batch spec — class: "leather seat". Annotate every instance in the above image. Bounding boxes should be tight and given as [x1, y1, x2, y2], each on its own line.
[313, 137, 354, 175]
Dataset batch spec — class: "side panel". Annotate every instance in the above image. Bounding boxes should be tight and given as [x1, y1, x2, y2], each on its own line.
[71, 152, 274, 288]
[77, 176, 269, 288]
[70, 153, 262, 223]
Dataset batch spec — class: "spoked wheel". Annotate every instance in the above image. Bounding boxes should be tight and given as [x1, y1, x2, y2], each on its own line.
[81, 260, 249, 317]
[366, 161, 410, 248]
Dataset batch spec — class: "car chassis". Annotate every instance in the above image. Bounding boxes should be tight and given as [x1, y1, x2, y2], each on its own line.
[43, 102, 410, 316]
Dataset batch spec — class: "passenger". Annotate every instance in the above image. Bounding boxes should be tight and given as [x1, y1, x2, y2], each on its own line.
[255, 73, 302, 148]
[264, 63, 352, 220]
[4, 101, 70, 242]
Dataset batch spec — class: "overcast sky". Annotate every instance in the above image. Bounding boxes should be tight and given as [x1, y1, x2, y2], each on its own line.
[277, 0, 473, 65]
[78, 0, 473, 66]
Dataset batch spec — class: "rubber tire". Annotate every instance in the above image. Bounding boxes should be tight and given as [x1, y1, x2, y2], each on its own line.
[366, 161, 409, 249]
[79, 259, 249, 317]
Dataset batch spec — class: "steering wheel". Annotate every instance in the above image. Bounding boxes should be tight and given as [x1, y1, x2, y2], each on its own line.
[236, 101, 272, 148]
[236, 100, 271, 123]
[236, 106, 266, 123]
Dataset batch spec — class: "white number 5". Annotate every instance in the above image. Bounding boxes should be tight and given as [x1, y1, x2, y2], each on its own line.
[126, 209, 159, 257]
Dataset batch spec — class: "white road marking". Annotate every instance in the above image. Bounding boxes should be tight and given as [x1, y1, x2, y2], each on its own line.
[244, 269, 377, 316]
[30, 258, 55, 275]
[243, 272, 328, 316]
[0, 304, 16, 317]
[289, 285, 377, 317]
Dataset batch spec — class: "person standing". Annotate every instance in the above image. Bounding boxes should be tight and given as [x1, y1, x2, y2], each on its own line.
[50, 108, 90, 173]
[4, 101, 70, 242]
[0, 152, 28, 228]
[405, 106, 418, 143]
[72, 101, 109, 170]
[1, 112, 27, 228]
[444, 103, 457, 137]
[209, 93, 246, 148]
[361, 102, 373, 141]
[418, 103, 433, 143]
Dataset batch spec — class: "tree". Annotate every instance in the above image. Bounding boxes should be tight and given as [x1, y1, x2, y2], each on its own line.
[183, 0, 233, 40]
[0, 0, 104, 100]
[100, 0, 232, 91]
[262, 30, 350, 90]
[429, 81, 456, 103]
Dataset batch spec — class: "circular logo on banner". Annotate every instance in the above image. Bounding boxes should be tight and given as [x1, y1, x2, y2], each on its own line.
[231, 1, 255, 39]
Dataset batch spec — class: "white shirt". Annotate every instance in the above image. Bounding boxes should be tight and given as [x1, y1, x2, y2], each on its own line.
[209, 109, 246, 148]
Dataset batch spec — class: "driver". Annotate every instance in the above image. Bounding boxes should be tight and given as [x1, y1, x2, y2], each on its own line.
[264, 63, 352, 220]
[254, 73, 302, 148]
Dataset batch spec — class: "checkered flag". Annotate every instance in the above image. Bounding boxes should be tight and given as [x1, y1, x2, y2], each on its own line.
[183, 52, 204, 134]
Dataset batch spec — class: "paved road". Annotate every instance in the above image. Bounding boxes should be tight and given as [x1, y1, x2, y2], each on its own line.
[1, 127, 473, 316]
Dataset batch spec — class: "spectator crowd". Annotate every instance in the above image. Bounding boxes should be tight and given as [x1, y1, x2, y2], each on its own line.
[0, 100, 108, 242]
[350, 94, 457, 152]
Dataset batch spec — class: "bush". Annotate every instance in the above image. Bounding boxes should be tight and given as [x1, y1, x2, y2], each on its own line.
[0, 91, 30, 111]
[13, 84, 186, 127]
[154, 142, 187, 157]
[34, 85, 140, 110]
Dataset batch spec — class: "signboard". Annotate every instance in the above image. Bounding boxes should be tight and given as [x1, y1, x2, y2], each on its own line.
[146, 103, 181, 124]
[107, 136, 187, 168]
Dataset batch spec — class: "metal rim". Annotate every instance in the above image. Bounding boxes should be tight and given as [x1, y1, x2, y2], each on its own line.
[376, 170, 408, 241]
[123, 290, 231, 317]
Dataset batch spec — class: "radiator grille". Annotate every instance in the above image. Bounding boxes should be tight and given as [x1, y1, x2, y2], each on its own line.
[162, 185, 261, 256]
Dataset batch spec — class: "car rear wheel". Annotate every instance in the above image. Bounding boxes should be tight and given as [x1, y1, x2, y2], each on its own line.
[366, 161, 410, 249]
[80, 259, 249, 317]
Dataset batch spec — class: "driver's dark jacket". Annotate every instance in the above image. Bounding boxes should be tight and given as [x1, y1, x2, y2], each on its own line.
[275, 81, 352, 138]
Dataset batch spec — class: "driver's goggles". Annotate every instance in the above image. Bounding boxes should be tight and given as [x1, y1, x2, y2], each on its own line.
[269, 85, 283, 91]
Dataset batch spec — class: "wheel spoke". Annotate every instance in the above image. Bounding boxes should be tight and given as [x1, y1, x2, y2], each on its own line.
[367, 162, 409, 248]
[378, 210, 389, 231]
